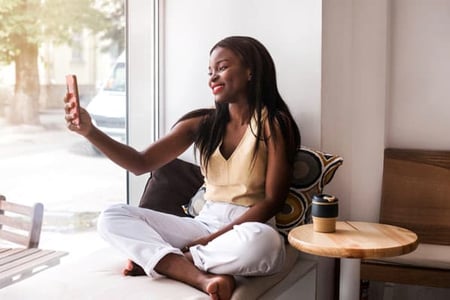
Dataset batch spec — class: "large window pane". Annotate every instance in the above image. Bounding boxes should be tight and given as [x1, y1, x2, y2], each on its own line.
[0, 0, 126, 260]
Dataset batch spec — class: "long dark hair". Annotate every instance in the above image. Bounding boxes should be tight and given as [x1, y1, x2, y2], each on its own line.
[178, 36, 301, 168]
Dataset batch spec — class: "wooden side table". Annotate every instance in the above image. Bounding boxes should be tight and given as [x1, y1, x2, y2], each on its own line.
[288, 221, 418, 300]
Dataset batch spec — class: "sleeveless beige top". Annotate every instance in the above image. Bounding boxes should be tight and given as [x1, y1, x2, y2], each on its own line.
[201, 110, 268, 207]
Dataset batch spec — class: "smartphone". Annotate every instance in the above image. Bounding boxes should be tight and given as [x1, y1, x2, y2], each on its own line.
[65, 74, 80, 126]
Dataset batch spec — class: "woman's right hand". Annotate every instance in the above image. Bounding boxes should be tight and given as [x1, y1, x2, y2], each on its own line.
[64, 93, 93, 137]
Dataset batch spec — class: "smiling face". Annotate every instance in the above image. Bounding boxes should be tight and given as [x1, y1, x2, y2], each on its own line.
[208, 47, 251, 104]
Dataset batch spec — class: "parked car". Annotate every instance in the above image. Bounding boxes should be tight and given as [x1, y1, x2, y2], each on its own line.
[86, 52, 126, 143]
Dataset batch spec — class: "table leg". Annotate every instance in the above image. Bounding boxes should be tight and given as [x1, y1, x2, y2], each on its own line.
[339, 258, 361, 300]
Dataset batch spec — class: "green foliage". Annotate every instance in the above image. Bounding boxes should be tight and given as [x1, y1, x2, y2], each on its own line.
[98, 0, 125, 54]
[0, 0, 116, 64]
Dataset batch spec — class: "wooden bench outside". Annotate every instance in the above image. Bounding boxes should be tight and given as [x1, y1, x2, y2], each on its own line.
[0, 195, 68, 288]
[360, 148, 450, 288]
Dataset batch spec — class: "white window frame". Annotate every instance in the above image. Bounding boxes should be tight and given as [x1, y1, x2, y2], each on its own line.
[127, 0, 161, 205]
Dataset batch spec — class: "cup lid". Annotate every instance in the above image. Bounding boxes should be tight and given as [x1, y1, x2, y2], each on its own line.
[312, 194, 338, 203]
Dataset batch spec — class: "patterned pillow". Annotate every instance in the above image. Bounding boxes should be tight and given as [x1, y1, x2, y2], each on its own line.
[275, 147, 343, 238]
[185, 147, 343, 238]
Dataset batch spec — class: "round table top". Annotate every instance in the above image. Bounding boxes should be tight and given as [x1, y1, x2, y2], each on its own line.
[288, 221, 418, 259]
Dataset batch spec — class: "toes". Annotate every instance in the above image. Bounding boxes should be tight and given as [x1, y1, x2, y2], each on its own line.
[122, 260, 146, 276]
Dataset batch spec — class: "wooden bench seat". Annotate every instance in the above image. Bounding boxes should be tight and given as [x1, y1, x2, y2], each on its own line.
[360, 148, 450, 288]
[0, 195, 67, 288]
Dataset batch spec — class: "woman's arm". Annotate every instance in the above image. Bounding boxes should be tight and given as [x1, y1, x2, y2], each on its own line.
[64, 95, 202, 175]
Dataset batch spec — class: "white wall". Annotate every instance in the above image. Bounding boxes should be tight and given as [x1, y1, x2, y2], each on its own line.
[388, 0, 450, 150]
[322, 0, 390, 222]
[160, 0, 322, 162]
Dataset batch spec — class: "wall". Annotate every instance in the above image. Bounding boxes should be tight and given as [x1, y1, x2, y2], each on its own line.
[322, 0, 450, 224]
[161, 0, 322, 162]
[322, 0, 389, 222]
[322, 0, 450, 298]
[387, 0, 450, 150]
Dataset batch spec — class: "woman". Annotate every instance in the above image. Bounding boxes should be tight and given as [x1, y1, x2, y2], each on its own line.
[65, 36, 300, 300]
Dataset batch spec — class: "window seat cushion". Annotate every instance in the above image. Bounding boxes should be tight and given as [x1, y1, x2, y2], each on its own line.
[0, 245, 316, 300]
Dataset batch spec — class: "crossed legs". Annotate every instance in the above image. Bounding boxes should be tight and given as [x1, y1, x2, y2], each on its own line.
[98, 204, 284, 300]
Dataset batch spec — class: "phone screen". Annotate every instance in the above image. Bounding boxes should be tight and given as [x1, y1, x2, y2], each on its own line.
[65, 74, 80, 126]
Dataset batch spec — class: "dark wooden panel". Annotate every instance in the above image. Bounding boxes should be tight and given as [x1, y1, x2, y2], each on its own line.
[379, 148, 450, 245]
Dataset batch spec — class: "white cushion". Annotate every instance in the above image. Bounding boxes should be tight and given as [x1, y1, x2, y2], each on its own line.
[0, 245, 316, 300]
[367, 243, 450, 270]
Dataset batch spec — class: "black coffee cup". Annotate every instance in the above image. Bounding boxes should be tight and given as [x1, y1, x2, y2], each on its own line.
[312, 194, 339, 232]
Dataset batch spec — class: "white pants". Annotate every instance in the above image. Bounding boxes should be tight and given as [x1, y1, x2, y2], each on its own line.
[97, 201, 285, 278]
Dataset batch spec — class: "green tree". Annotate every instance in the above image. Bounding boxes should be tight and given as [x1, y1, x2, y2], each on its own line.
[0, 0, 112, 125]
[99, 0, 125, 55]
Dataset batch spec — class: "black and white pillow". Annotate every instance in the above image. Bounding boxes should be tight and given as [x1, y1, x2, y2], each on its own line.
[275, 147, 343, 238]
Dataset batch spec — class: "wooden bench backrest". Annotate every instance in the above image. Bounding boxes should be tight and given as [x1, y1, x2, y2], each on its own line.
[0, 195, 44, 248]
[380, 148, 450, 245]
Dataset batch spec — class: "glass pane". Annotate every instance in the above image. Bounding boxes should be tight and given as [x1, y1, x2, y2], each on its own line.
[0, 0, 126, 260]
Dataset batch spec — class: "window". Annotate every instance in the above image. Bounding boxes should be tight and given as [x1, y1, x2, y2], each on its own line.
[0, 0, 130, 260]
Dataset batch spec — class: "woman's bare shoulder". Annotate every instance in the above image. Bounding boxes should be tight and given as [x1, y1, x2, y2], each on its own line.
[176, 108, 215, 125]
[171, 108, 214, 135]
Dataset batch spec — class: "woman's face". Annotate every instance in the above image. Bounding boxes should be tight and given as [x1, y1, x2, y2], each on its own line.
[208, 47, 251, 104]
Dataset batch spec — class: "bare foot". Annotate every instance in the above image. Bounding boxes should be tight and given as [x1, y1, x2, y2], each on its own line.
[122, 259, 146, 276]
[154, 253, 235, 299]
[204, 275, 235, 300]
